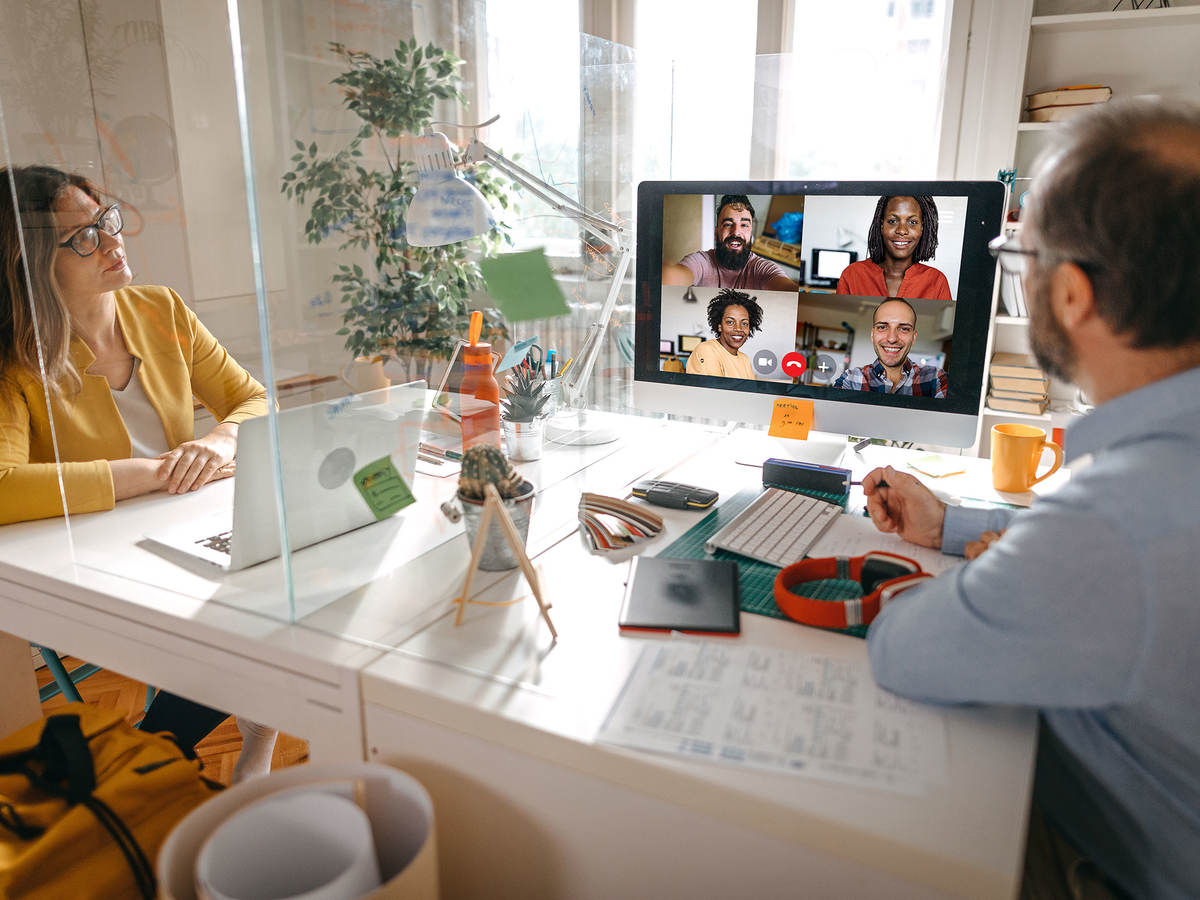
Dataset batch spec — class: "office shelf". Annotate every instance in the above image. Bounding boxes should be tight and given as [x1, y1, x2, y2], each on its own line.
[983, 406, 1051, 423]
[1031, 6, 1200, 33]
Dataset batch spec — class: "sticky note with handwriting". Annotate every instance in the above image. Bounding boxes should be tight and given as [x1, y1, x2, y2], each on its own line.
[353, 455, 416, 520]
[767, 397, 814, 440]
[481, 249, 570, 322]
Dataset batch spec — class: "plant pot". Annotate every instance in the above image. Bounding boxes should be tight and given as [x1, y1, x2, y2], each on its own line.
[501, 419, 545, 461]
[341, 356, 390, 394]
[457, 480, 535, 570]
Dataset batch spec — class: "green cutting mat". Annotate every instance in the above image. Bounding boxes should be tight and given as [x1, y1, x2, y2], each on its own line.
[658, 487, 870, 639]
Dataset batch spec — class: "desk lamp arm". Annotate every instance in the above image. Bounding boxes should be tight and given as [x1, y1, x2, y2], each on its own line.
[463, 136, 631, 409]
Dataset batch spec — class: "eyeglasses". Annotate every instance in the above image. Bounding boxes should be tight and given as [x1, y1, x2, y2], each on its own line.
[58, 204, 123, 257]
[987, 232, 1040, 276]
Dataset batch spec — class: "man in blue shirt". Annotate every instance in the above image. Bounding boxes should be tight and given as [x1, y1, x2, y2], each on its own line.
[861, 100, 1200, 899]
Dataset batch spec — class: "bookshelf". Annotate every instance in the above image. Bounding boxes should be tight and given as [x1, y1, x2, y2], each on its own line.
[968, 0, 1200, 455]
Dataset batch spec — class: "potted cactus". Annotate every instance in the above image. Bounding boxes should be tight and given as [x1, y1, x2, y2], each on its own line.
[454, 445, 535, 570]
[500, 367, 551, 460]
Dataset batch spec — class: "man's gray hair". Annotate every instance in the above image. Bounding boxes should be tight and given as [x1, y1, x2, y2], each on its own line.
[1027, 98, 1200, 348]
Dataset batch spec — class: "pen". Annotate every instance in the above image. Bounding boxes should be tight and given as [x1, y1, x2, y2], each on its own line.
[558, 356, 575, 377]
[418, 452, 444, 466]
[847, 479, 887, 488]
[546, 349, 557, 380]
[420, 442, 464, 461]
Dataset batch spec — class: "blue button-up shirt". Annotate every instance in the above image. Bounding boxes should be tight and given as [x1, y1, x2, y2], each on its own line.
[832, 358, 948, 397]
[868, 365, 1200, 900]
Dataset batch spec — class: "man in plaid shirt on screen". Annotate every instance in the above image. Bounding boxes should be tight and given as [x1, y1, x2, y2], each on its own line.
[833, 298, 947, 397]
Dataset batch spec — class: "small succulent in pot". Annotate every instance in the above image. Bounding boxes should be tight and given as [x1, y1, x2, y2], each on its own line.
[500, 367, 550, 423]
[457, 444, 529, 502]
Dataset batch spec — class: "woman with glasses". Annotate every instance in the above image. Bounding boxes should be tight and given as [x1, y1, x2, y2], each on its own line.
[0, 165, 277, 780]
[0, 165, 266, 522]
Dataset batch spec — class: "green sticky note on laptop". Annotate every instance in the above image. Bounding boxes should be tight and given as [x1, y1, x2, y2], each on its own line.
[480, 249, 570, 322]
[353, 455, 416, 520]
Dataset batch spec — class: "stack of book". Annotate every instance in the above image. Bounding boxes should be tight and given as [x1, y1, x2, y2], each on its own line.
[1025, 84, 1111, 123]
[988, 352, 1049, 415]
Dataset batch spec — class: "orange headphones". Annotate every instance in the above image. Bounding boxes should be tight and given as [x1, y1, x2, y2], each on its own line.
[773, 551, 932, 629]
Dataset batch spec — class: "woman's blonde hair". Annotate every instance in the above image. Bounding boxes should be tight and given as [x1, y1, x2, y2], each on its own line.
[0, 165, 106, 401]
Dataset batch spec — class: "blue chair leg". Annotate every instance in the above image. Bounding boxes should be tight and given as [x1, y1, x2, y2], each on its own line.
[34, 645, 100, 704]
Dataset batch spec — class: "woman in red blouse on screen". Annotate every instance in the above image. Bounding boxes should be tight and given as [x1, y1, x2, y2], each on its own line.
[836, 195, 952, 301]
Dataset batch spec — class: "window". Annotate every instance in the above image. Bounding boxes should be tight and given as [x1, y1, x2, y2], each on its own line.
[782, 0, 951, 178]
[483, 0, 582, 256]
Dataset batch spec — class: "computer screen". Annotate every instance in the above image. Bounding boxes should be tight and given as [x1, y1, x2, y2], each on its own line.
[635, 180, 1004, 446]
[811, 248, 857, 286]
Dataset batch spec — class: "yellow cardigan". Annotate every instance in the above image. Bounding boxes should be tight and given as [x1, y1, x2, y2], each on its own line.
[0, 285, 267, 524]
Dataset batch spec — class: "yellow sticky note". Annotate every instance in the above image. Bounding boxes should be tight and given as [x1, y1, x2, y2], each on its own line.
[767, 398, 814, 440]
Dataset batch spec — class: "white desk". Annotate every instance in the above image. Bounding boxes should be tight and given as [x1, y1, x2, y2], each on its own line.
[0, 416, 1053, 898]
[0, 412, 689, 753]
[359, 431, 1052, 900]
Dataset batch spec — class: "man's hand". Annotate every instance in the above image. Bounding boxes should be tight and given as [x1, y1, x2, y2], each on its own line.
[964, 529, 1005, 560]
[861, 465, 946, 549]
[156, 422, 239, 494]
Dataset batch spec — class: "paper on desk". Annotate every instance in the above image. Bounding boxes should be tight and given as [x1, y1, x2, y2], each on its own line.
[481, 249, 570, 322]
[809, 514, 960, 576]
[598, 640, 948, 794]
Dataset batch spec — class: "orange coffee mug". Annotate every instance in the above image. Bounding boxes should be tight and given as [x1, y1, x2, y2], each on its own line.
[991, 423, 1063, 492]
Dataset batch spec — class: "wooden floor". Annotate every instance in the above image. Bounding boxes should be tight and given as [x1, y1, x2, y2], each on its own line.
[37, 657, 308, 785]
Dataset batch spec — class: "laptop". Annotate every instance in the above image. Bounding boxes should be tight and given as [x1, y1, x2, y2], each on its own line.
[145, 381, 427, 571]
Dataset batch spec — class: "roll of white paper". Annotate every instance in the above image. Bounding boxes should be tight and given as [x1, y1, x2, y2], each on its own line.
[195, 789, 381, 900]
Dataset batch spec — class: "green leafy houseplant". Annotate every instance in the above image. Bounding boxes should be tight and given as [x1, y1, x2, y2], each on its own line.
[500, 367, 551, 423]
[457, 445, 528, 502]
[281, 39, 516, 377]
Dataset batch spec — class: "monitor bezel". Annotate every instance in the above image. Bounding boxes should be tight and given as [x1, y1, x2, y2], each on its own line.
[635, 179, 1005, 434]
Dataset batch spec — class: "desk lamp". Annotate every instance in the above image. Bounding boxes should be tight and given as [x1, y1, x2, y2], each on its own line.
[406, 116, 632, 445]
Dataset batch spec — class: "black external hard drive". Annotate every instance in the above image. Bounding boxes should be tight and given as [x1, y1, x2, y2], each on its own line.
[631, 479, 719, 510]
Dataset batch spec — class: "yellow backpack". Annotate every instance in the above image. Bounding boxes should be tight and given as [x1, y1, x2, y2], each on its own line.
[0, 703, 220, 899]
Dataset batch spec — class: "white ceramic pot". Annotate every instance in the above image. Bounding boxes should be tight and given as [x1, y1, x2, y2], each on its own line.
[340, 356, 390, 394]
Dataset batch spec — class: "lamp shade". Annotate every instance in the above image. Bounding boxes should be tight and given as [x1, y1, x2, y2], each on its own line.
[405, 131, 495, 247]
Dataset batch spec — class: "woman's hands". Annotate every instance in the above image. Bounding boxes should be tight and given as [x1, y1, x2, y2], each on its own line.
[861, 465, 947, 549]
[155, 422, 239, 494]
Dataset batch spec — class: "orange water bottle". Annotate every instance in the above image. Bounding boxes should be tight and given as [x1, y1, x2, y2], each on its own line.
[459, 312, 501, 449]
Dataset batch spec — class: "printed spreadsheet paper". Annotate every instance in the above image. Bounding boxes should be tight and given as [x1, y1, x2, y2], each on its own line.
[598, 640, 948, 795]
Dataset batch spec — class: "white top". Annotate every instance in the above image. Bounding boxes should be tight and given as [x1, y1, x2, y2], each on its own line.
[110, 357, 170, 458]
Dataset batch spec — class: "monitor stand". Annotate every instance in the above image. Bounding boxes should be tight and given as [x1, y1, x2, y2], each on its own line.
[545, 407, 621, 446]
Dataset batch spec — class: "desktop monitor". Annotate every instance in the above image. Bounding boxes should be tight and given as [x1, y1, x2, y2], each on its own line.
[810, 248, 857, 288]
[637, 181, 1004, 446]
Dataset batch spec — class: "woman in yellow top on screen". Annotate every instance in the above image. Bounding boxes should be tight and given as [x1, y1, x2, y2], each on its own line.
[684, 288, 761, 379]
[836, 195, 953, 301]
[0, 165, 267, 525]
[0, 165, 277, 778]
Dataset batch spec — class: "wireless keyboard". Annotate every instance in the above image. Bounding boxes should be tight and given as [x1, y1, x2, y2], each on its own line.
[705, 487, 841, 567]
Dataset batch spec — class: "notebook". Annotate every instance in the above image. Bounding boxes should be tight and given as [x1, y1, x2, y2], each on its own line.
[619, 556, 740, 635]
[144, 381, 427, 571]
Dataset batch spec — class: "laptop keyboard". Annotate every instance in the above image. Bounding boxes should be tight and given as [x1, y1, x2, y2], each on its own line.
[196, 530, 233, 556]
[705, 487, 841, 567]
